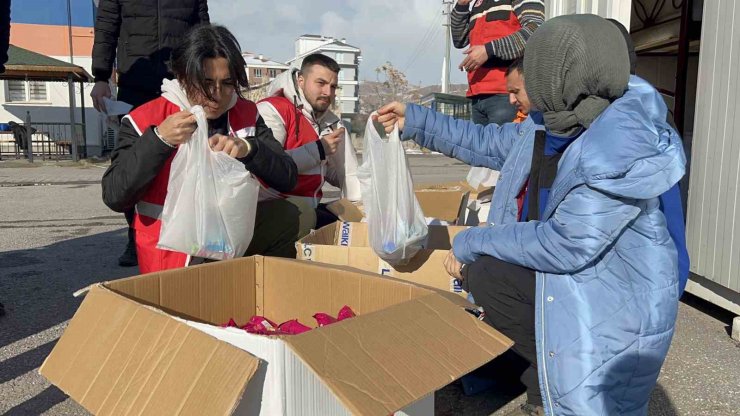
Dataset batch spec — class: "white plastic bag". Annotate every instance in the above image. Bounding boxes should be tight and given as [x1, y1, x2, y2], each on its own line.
[357, 114, 428, 265]
[326, 125, 362, 202]
[157, 79, 260, 260]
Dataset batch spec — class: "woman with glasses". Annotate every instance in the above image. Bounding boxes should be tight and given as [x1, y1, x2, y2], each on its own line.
[102, 24, 299, 273]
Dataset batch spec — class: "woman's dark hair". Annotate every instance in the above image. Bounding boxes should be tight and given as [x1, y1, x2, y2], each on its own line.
[170, 24, 249, 101]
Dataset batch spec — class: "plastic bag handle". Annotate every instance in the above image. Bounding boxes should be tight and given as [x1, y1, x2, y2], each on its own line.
[368, 111, 400, 143]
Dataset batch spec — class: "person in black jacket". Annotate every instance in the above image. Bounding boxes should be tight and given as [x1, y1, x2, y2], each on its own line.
[91, 0, 209, 267]
[91, 0, 210, 110]
[101, 25, 300, 273]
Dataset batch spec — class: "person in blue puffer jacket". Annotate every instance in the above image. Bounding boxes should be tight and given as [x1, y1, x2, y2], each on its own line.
[376, 15, 687, 416]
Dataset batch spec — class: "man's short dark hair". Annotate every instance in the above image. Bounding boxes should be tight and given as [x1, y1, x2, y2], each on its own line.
[505, 58, 524, 77]
[170, 24, 249, 101]
[300, 53, 340, 74]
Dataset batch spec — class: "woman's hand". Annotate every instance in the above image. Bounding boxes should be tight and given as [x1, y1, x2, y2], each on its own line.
[444, 250, 464, 280]
[209, 134, 251, 159]
[375, 102, 407, 133]
[157, 111, 197, 146]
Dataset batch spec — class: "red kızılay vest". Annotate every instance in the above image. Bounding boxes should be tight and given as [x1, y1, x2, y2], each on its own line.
[467, 0, 522, 97]
[126, 96, 259, 274]
[258, 95, 324, 203]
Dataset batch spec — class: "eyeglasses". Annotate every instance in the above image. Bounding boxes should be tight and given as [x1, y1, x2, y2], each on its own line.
[205, 80, 236, 95]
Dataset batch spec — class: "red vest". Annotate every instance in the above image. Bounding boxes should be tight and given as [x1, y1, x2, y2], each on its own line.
[467, 0, 522, 97]
[126, 96, 259, 274]
[258, 95, 324, 201]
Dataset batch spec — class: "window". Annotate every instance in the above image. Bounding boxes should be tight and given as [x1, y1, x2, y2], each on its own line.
[268, 68, 279, 78]
[253, 68, 263, 78]
[341, 100, 356, 114]
[6, 80, 48, 102]
[338, 70, 345, 80]
[335, 53, 345, 63]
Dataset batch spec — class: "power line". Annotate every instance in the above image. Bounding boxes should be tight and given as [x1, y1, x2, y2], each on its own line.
[403, 9, 445, 73]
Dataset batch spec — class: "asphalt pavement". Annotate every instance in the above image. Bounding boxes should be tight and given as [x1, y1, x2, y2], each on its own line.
[0, 157, 738, 415]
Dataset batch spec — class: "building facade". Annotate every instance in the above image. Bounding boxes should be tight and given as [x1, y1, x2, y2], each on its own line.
[4, 0, 103, 156]
[243, 52, 290, 89]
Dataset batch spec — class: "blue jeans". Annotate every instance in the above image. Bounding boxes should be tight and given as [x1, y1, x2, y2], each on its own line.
[471, 93, 517, 126]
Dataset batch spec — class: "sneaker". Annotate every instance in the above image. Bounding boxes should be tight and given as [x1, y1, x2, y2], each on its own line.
[506, 403, 545, 416]
[118, 241, 138, 267]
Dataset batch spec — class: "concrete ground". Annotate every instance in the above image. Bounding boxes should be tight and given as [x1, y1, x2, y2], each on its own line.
[0, 157, 738, 415]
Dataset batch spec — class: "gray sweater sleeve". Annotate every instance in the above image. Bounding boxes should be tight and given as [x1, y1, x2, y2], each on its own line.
[450, 3, 472, 49]
[485, 0, 546, 60]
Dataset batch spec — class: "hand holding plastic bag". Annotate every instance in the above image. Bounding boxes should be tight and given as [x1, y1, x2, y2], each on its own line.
[357, 113, 428, 265]
[156, 79, 260, 260]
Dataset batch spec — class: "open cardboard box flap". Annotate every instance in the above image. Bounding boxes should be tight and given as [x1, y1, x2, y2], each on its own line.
[280, 293, 512, 415]
[41, 257, 512, 415]
[39, 285, 261, 416]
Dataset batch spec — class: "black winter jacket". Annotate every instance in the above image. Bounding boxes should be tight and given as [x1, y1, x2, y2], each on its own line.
[92, 0, 209, 94]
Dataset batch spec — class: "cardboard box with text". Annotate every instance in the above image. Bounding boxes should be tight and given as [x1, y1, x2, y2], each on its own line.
[40, 257, 512, 416]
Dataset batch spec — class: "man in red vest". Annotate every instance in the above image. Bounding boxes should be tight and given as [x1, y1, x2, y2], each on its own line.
[258, 53, 359, 237]
[452, 0, 544, 126]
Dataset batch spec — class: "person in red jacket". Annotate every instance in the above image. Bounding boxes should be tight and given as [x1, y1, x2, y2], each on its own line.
[257, 54, 361, 237]
[91, 0, 211, 268]
[452, 0, 544, 126]
[101, 25, 299, 274]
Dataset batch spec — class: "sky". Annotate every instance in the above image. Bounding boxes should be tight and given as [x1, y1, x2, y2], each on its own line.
[208, 0, 468, 86]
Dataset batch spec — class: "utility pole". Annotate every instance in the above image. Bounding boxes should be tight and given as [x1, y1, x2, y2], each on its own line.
[66, 0, 79, 161]
[442, 0, 453, 94]
[66, 0, 74, 64]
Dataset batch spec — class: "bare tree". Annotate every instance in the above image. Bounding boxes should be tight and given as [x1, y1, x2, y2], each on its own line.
[360, 62, 423, 115]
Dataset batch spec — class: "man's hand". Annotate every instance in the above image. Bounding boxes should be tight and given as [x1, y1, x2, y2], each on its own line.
[444, 250, 464, 280]
[90, 81, 112, 113]
[375, 102, 407, 133]
[157, 111, 197, 146]
[209, 134, 251, 159]
[459, 45, 488, 72]
[457, 0, 472, 5]
[320, 127, 345, 156]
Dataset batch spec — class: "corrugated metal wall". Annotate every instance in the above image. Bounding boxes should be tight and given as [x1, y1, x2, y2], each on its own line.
[686, 0, 740, 293]
[545, 0, 632, 28]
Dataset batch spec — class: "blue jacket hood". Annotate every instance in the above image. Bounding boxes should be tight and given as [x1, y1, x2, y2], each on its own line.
[571, 76, 687, 199]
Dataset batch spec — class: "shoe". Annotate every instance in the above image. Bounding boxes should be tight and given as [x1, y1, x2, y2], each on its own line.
[506, 403, 545, 416]
[118, 240, 138, 267]
[0, 302, 5, 316]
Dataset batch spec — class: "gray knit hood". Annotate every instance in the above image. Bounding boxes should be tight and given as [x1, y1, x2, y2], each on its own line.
[524, 14, 630, 136]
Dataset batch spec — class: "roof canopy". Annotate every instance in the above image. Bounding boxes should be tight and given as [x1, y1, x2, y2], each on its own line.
[1, 45, 92, 82]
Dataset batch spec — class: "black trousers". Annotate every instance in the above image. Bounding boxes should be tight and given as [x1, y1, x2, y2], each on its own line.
[463, 255, 542, 406]
[124, 207, 135, 244]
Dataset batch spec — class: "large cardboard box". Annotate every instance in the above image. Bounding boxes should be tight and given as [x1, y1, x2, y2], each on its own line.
[414, 181, 489, 201]
[297, 222, 468, 294]
[40, 256, 512, 416]
[413, 188, 470, 224]
[327, 188, 471, 226]
[329, 183, 489, 226]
